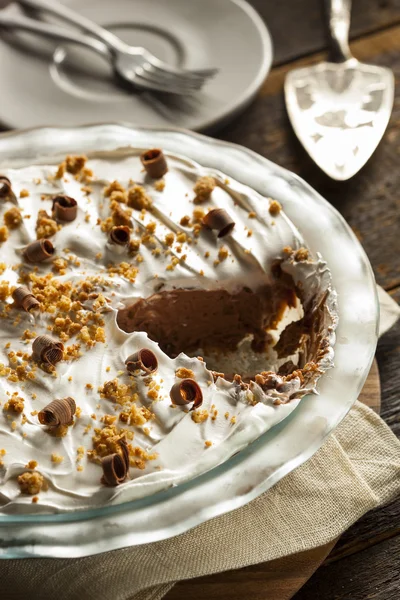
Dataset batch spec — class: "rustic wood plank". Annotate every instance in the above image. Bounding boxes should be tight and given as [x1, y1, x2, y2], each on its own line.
[218, 25, 400, 290]
[294, 534, 400, 600]
[377, 286, 400, 436]
[250, 0, 400, 64]
[167, 543, 336, 600]
[327, 498, 400, 563]
[301, 286, 400, 599]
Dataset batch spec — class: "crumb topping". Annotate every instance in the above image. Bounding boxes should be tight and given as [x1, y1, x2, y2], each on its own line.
[0, 226, 9, 243]
[127, 184, 152, 210]
[269, 200, 282, 216]
[193, 176, 215, 203]
[175, 367, 195, 379]
[18, 471, 47, 495]
[4, 207, 22, 229]
[36, 210, 61, 239]
[295, 247, 309, 262]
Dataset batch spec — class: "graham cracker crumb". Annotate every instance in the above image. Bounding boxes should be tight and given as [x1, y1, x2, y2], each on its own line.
[20, 188, 30, 198]
[164, 233, 175, 246]
[218, 246, 229, 261]
[119, 403, 153, 426]
[205, 440, 212, 447]
[0, 226, 9, 243]
[193, 208, 205, 222]
[104, 180, 125, 197]
[175, 367, 195, 379]
[107, 262, 138, 283]
[269, 200, 282, 216]
[154, 179, 165, 192]
[65, 155, 87, 175]
[3, 393, 24, 414]
[294, 247, 309, 262]
[193, 176, 215, 204]
[89, 424, 134, 463]
[191, 409, 209, 423]
[51, 453, 64, 464]
[99, 378, 137, 406]
[101, 414, 117, 426]
[127, 185, 152, 210]
[176, 232, 187, 243]
[180, 215, 191, 226]
[36, 210, 60, 239]
[18, 471, 47, 495]
[4, 207, 22, 229]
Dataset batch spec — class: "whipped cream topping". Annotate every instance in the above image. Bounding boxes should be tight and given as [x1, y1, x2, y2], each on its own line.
[0, 149, 337, 513]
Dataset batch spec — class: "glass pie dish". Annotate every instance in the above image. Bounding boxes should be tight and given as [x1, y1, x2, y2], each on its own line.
[0, 124, 378, 558]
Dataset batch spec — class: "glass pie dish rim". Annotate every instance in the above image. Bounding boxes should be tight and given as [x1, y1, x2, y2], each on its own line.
[0, 123, 378, 558]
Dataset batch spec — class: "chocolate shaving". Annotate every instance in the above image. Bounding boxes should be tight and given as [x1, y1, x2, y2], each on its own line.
[202, 208, 235, 237]
[12, 286, 40, 312]
[23, 239, 55, 263]
[52, 195, 78, 222]
[140, 148, 168, 179]
[119, 438, 130, 471]
[170, 378, 203, 408]
[125, 349, 158, 374]
[109, 225, 131, 246]
[32, 335, 64, 365]
[0, 176, 12, 198]
[101, 438, 130, 486]
[38, 397, 76, 427]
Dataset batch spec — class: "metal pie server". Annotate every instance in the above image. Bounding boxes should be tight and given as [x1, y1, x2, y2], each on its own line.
[284, 0, 394, 180]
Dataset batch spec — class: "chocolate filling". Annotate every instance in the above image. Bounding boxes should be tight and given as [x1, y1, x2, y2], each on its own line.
[117, 285, 297, 363]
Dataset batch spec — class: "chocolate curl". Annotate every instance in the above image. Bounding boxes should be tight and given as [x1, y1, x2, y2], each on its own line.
[38, 397, 76, 427]
[0, 176, 12, 198]
[125, 349, 158, 374]
[109, 225, 131, 246]
[12, 286, 40, 312]
[202, 208, 235, 238]
[140, 149, 168, 179]
[170, 379, 203, 408]
[32, 335, 64, 365]
[23, 239, 55, 263]
[101, 438, 130, 486]
[119, 438, 130, 471]
[52, 195, 78, 222]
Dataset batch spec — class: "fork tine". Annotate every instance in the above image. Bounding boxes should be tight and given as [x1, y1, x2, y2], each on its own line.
[143, 53, 218, 82]
[139, 61, 208, 88]
[136, 65, 205, 91]
[131, 73, 199, 96]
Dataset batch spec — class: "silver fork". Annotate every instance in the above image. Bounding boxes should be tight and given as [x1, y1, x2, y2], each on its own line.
[0, 1, 218, 95]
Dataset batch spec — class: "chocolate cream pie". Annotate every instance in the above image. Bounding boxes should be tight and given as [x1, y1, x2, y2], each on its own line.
[0, 148, 337, 513]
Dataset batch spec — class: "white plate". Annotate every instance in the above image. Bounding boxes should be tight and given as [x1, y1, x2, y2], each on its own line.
[0, 0, 272, 131]
[0, 124, 378, 558]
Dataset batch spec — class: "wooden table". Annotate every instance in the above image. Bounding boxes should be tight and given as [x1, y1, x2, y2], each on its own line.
[207, 2, 400, 598]
[0, 1, 399, 598]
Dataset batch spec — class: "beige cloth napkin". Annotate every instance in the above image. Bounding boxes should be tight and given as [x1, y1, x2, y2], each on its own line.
[2, 289, 400, 600]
